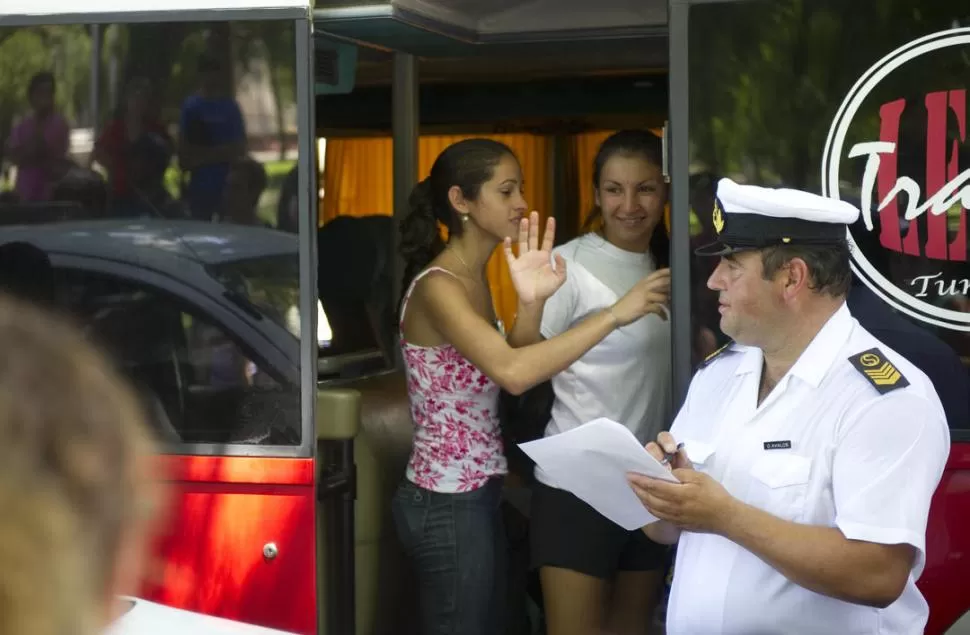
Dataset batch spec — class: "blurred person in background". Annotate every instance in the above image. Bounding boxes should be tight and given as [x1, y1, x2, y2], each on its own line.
[92, 77, 173, 217]
[6, 72, 72, 202]
[0, 293, 161, 635]
[178, 52, 247, 221]
[220, 157, 268, 226]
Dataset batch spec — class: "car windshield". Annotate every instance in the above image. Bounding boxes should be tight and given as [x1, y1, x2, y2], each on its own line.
[207, 255, 308, 339]
[207, 254, 382, 359]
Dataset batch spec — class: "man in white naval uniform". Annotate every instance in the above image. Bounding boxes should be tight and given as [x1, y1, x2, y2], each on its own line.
[628, 178, 950, 635]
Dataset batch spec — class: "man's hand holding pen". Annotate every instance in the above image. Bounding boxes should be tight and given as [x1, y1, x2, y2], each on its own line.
[627, 431, 739, 535]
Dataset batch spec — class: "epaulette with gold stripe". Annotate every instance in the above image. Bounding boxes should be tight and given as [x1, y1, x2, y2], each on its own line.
[698, 341, 736, 369]
[848, 348, 909, 394]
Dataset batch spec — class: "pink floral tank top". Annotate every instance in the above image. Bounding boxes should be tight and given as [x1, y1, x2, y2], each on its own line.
[399, 267, 507, 493]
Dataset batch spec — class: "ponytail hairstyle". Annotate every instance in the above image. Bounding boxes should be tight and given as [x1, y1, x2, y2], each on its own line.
[582, 130, 670, 267]
[398, 138, 515, 304]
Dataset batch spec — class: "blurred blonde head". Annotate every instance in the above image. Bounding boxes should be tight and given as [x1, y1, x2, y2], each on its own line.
[0, 294, 158, 635]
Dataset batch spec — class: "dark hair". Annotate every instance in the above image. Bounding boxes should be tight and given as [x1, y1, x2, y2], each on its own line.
[582, 129, 669, 267]
[51, 168, 108, 216]
[230, 157, 268, 202]
[398, 138, 515, 297]
[27, 72, 54, 99]
[197, 52, 222, 73]
[760, 242, 852, 297]
[0, 242, 54, 307]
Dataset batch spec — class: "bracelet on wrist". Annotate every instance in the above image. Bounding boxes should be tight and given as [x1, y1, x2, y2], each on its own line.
[607, 306, 620, 329]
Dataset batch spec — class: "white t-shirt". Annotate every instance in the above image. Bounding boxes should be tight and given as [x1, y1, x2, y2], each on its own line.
[537, 233, 672, 486]
[666, 304, 949, 635]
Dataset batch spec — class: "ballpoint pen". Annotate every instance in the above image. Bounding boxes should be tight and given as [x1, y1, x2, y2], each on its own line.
[660, 442, 685, 466]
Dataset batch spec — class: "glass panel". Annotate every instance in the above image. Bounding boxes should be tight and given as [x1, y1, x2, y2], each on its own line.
[54, 269, 300, 445]
[314, 43, 398, 378]
[0, 19, 305, 447]
[208, 255, 301, 337]
[688, 1, 970, 430]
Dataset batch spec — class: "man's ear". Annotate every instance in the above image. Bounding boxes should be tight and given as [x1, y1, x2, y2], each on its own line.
[782, 257, 812, 297]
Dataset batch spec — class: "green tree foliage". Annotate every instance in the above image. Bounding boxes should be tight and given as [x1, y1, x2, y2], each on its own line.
[0, 26, 91, 166]
[0, 20, 298, 200]
[689, 0, 970, 188]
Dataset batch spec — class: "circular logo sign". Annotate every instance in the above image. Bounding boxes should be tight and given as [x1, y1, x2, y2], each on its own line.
[821, 28, 970, 332]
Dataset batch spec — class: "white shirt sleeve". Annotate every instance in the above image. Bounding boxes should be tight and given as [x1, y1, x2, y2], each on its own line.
[539, 270, 579, 339]
[832, 391, 950, 577]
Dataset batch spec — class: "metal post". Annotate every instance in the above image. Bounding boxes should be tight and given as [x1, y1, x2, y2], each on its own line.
[668, 0, 693, 405]
[391, 52, 418, 367]
[89, 25, 103, 136]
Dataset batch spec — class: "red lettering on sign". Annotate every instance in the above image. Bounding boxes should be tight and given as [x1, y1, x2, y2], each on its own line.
[877, 98, 906, 254]
[924, 89, 966, 261]
[874, 92, 968, 262]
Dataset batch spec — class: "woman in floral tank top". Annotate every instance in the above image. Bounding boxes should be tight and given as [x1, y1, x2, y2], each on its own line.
[392, 139, 671, 635]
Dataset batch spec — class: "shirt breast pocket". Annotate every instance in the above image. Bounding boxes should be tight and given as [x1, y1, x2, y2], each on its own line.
[748, 453, 812, 521]
[682, 439, 716, 472]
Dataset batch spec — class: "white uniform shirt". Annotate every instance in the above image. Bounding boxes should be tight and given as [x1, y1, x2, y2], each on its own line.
[537, 233, 671, 486]
[666, 303, 950, 635]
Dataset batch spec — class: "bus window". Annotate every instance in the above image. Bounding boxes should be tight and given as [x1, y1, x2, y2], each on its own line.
[0, 18, 312, 451]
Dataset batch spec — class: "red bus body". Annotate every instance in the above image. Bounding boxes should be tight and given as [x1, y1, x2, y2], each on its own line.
[143, 457, 317, 634]
[922, 447, 970, 634]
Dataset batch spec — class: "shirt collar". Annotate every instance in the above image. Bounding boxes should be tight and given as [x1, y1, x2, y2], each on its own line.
[734, 302, 855, 388]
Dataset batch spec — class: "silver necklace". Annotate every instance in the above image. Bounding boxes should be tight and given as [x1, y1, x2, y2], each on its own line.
[448, 247, 502, 332]
[449, 248, 472, 275]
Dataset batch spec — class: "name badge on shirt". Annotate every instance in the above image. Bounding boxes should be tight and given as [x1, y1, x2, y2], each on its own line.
[763, 440, 792, 450]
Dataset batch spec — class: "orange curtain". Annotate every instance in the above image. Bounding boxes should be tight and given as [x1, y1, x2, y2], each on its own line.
[573, 131, 616, 228]
[320, 137, 394, 223]
[320, 133, 552, 328]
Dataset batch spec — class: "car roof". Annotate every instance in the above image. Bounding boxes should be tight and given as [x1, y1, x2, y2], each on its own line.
[0, 220, 298, 269]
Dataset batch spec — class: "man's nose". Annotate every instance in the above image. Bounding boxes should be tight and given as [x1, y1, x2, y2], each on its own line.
[707, 261, 725, 291]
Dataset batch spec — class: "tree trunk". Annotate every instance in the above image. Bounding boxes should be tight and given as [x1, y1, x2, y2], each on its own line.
[264, 45, 287, 161]
[122, 23, 189, 101]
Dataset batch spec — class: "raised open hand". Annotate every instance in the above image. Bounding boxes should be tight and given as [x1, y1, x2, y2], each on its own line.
[503, 211, 567, 306]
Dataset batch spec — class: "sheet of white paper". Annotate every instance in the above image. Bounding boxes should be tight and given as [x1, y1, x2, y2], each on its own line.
[519, 418, 679, 531]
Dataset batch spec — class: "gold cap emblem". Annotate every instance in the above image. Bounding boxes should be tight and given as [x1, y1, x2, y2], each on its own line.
[712, 200, 725, 235]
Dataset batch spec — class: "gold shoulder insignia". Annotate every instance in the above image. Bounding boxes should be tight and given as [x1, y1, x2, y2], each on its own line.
[848, 348, 909, 394]
[698, 341, 735, 369]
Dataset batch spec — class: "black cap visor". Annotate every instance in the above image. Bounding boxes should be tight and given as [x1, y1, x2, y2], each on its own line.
[696, 214, 848, 257]
[694, 241, 751, 257]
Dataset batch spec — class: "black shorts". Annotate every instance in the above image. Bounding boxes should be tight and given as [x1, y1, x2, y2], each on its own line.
[529, 480, 669, 579]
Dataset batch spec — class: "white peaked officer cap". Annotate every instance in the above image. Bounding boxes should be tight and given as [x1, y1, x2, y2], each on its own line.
[695, 178, 861, 257]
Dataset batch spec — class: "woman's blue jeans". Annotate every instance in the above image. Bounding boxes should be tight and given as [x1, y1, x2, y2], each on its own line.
[391, 477, 508, 635]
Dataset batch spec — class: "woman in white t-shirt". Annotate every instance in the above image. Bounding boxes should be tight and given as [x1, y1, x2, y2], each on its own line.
[530, 130, 673, 635]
